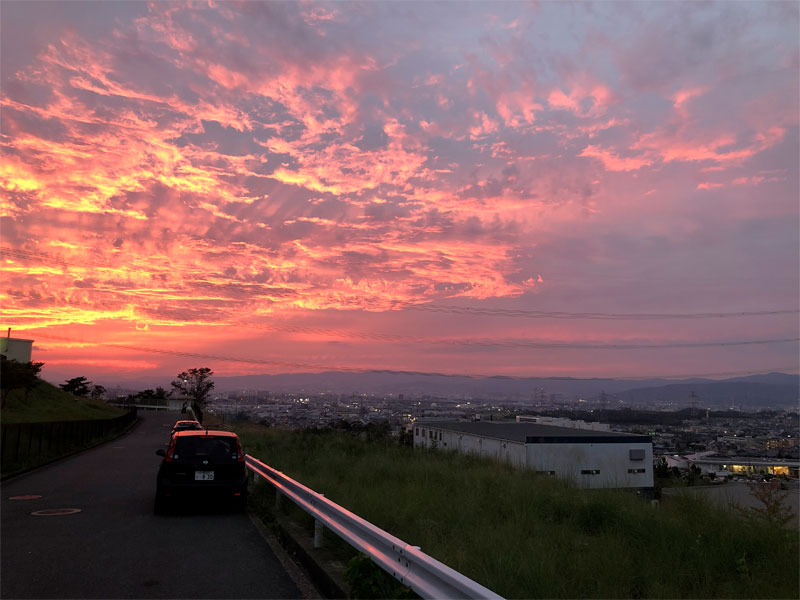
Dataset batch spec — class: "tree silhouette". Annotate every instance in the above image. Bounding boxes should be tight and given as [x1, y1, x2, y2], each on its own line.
[60, 376, 92, 397]
[1, 358, 44, 408]
[171, 368, 215, 423]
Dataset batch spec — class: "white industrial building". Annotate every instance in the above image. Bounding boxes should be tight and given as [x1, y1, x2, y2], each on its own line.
[414, 421, 653, 490]
[0, 333, 33, 363]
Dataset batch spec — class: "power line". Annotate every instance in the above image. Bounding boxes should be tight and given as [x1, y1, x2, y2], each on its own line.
[406, 304, 800, 320]
[26, 332, 799, 381]
[242, 322, 798, 350]
[12, 308, 796, 349]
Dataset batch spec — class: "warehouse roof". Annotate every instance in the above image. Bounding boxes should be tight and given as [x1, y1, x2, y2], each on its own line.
[418, 421, 651, 444]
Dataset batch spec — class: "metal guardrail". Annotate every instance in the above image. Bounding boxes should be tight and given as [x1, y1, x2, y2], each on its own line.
[245, 455, 504, 600]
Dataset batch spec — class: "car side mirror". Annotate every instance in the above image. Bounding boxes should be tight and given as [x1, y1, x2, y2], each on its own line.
[156, 449, 166, 457]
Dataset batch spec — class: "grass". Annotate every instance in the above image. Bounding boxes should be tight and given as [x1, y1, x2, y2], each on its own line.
[1, 380, 125, 423]
[235, 423, 799, 599]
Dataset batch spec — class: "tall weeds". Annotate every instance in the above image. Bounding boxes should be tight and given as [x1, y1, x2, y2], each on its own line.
[238, 425, 798, 599]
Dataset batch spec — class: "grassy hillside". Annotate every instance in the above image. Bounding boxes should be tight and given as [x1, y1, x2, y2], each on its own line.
[236, 423, 798, 599]
[1, 379, 125, 424]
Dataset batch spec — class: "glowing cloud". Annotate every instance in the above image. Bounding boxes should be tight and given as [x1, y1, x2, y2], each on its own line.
[1, 1, 797, 380]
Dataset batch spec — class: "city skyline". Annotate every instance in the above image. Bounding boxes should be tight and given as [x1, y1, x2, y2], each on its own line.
[1, 1, 798, 384]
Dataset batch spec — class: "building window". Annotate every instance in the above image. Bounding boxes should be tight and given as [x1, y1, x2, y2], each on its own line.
[536, 470, 556, 475]
[581, 469, 600, 475]
[415, 428, 419, 436]
[629, 449, 645, 461]
[439, 431, 442, 441]
[429, 430, 434, 439]
[628, 468, 646, 474]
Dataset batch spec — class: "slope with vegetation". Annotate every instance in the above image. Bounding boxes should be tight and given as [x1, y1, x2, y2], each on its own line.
[2, 378, 125, 424]
[1, 365, 132, 478]
[235, 423, 798, 599]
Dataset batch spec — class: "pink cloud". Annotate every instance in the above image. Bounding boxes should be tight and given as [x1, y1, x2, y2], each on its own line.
[696, 182, 724, 190]
[580, 145, 652, 172]
[548, 82, 614, 117]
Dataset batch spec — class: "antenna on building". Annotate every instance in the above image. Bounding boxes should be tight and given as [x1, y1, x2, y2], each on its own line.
[6, 327, 10, 339]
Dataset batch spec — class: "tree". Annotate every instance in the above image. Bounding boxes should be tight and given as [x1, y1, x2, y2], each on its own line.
[60, 376, 92, 397]
[171, 368, 214, 423]
[1, 358, 44, 408]
[654, 457, 670, 478]
[153, 386, 172, 400]
[90, 384, 106, 401]
[736, 480, 794, 529]
[136, 387, 172, 402]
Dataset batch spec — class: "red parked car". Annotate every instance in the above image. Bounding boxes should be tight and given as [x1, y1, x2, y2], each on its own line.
[154, 430, 248, 514]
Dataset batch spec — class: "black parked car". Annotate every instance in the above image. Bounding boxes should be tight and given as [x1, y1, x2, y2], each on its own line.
[154, 430, 248, 514]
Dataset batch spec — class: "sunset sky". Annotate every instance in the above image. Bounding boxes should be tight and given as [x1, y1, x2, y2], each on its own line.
[1, 1, 798, 387]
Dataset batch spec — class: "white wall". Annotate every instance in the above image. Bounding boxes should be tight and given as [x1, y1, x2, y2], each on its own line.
[526, 442, 653, 489]
[414, 424, 653, 489]
[0, 338, 33, 362]
[413, 425, 527, 468]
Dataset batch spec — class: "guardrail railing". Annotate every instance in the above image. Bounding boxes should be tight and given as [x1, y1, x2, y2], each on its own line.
[245, 455, 503, 600]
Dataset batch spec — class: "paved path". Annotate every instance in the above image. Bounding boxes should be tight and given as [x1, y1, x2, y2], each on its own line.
[1, 411, 305, 599]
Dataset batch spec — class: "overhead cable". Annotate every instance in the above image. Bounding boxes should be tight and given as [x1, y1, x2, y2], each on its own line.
[406, 304, 799, 320]
[242, 322, 799, 350]
[26, 332, 800, 381]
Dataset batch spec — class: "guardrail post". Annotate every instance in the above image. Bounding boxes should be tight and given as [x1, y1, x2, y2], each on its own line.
[314, 519, 323, 548]
[313, 493, 325, 548]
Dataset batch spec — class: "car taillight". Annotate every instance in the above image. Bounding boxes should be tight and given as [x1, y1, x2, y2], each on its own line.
[236, 440, 245, 462]
[165, 438, 177, 462]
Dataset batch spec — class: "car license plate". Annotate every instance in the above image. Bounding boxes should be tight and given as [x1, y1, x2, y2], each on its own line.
[195, 471, 214, 481]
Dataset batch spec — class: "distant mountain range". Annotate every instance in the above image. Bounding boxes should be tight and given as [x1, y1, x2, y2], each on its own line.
[202, 370, 798, 409]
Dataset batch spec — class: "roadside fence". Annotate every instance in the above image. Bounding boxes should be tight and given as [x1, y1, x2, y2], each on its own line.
[1, 409, 137, 476]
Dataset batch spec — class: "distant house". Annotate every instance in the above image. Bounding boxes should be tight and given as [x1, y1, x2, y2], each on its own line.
[414, 420, 653, 490]
[0, 333, 33, 363]
[167, 395, 187, 413]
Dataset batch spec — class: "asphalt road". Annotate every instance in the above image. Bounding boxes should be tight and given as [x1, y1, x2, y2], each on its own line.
[1, 411, 304, 599]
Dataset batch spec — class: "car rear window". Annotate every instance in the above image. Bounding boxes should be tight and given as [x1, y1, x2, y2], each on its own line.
[174, 437, 237, 461]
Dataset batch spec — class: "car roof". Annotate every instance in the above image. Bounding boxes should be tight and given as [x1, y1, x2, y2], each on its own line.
[173, 420, 200, 425]
[172, 429, 239, 438]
